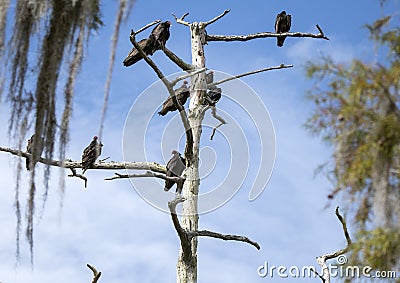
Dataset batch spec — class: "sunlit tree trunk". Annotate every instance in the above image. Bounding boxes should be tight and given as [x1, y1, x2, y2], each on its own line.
[176, 22, 207, 283]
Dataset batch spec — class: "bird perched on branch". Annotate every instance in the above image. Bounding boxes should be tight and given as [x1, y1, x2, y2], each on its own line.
[123, 21, 171, 67]
[26, 134, 35, 171]
[151, 21, 171, 50]
[164, 150, 186, 194]
[275, 11, 291, 47]
[82, 136, 103, 174]
[123, 35, 156, 66]
[204, 86, 222, 106]
[158, 81, 190, 116]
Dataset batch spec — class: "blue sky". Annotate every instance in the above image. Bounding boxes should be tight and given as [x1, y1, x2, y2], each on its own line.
[0, 1, 398, 282]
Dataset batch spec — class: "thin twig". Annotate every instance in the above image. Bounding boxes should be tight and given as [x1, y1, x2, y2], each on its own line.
[204, 9, 231, 27]
[163, 47, 193, 71]
[68, 168, 88, 188]
[105, 171, 184, 183]
[132, 20, 161, 36]
[172, 12, 190, 26]
[315, 207, 352, 283]
[210, 106, 227, 140]
[209, 65, 293, 88]
[171, 67, 207, 87]
[207, 25, 329, 42]
[87, 264, 102, 283]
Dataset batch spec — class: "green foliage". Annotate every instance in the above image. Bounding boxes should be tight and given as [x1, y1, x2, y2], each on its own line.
[305, 12, 400, 273]
[350, 228, 400, 272]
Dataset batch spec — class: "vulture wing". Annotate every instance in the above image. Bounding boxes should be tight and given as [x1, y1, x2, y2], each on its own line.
[151, 21, 171, 50]
[158, 82, 189, 116]
[123, 36, 155, 66]
[164, 152, 186, 192]
[82, 138, 103, 173]
[275, 11, 291, 47]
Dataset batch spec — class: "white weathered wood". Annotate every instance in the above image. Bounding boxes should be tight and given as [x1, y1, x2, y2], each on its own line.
[176, 20, 208, 283]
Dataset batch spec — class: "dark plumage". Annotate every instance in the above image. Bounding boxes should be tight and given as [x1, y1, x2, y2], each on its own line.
[26, 134, 35, 171]
[204, 86, 222, 106]
[164, 150, 186, 194]
[158, 81, 190, 116]
[275, 11, 291, 47]
[123, 35, 156, 66]
[205, 71, 214, 85]
[82, 136, 103, 174]
[151, 21, 171, 50]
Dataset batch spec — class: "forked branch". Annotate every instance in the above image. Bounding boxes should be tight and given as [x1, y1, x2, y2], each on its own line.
[172, 12, 190, 26]
[207, 24, 329, 42]
[168, 195, 260, 263]
[171, 67, 207, 87]
[315, 207, 352, 283]
[87, 264, 102, 283]
[210, 106, 227, 140]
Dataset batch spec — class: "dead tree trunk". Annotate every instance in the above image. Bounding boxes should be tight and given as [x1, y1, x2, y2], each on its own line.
[177, 21, 207, 283]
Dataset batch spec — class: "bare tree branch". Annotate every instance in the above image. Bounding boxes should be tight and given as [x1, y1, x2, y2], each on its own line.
[132, 20, 161, 36]
[87, 264, 101, 283]
[207, 25, 329, 42]
[172, 12, 190, 26]
[210, 106, 227, 140]
[68, 168, 88, 188]
[163, 47, 193, 71]
[209, 65, 293, 88]
[315, 207, 352, 283]
[168, 195, 193, 262]
[189, 230, 260, 250]
[168, 195, 260, 264]
[129, 34, 194, 162]
[204, 9, 231, 27]
[0, 146, 166, 173]
[171, 67, 207, 87]
[105, 171, 184, 183]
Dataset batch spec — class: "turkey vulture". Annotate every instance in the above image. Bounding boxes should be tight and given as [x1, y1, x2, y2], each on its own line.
[164, 150, 186, 194]
[26, 134, 35, 171]
[82, 136, 103, 174]
[204, 86, 222, 106]
[158, 81, 190, 116]
[151, 21, 171, 50]
[274, 11, 291, 47]
[123, 35, 156, 66]
[205, 71, 214, 85]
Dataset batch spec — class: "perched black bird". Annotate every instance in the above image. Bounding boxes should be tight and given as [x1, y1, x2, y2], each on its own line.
[158, 81, 190, 116]
[205, 71, 214, 85]
[164, 150, 186, 194]
[123, 35, 156, 66]
[204, 86, 222, 106]
[82, 136, 103, 174]
[274, 11, 291, 47]
[26, 134, 35, 171]
[151, 21, 171, 50]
